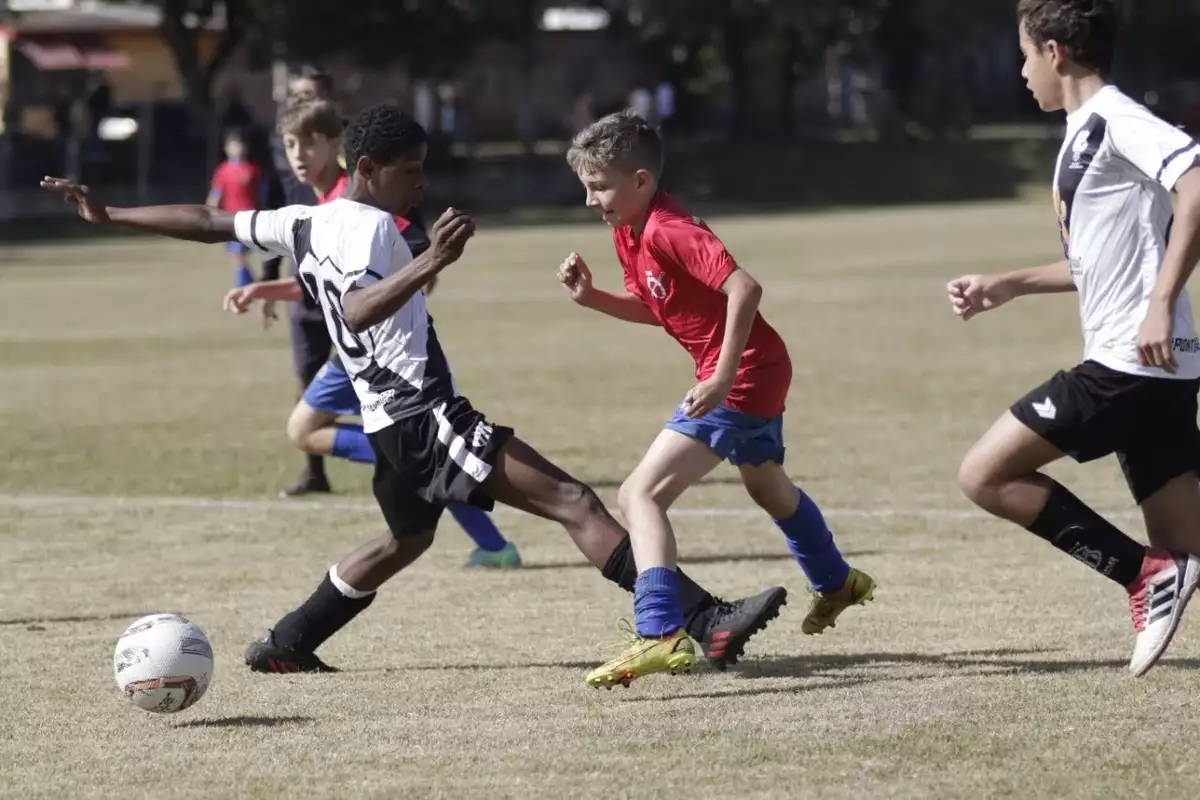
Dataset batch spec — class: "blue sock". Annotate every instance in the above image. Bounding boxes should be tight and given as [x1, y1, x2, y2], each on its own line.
[234, 265, 254, 287]
[633, 567, 685, 638]
[331, 424, 375, 464]
[775, 490, 851, 593]
[448, 504, 508, 552]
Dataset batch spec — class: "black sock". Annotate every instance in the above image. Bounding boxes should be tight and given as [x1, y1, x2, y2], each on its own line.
[306, 453, 327, 480]
[273, 570, 374, 653]
[1026, 480, 1145, 587]
[600, 535, 716, 638]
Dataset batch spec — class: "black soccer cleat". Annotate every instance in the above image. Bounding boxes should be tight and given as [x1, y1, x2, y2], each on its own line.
[698, 586, 788, 670]
[244, 630, 340, 674]
[280, 472, 332, 498]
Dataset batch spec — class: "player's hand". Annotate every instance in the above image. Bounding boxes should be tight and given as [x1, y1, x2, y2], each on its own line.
[557, 252, 594, 304]
[223, 285, 258, 316]
[40, 176, 109, 224]
[429, 207, 475, 266]
[683, 374, 734, 419]
[946, 274, 1014, 321]
[260, 299, 279, 331]
[1138, 299, 1178, 374]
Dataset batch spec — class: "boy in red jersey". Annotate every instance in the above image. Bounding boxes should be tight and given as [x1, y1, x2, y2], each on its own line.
[559, 110, 876, 687]
[207, 129, 263, 288]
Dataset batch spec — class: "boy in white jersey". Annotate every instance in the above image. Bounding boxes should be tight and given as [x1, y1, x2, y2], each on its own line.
[40, 104, 789, 677]
[948, 0, 1200, 677]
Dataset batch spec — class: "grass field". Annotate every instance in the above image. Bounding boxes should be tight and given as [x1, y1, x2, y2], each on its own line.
[3, 199, 1200, 799]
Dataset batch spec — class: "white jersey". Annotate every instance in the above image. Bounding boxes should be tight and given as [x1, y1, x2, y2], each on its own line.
[234, 200, 458, 432]
[1053, 85, 1200, 379]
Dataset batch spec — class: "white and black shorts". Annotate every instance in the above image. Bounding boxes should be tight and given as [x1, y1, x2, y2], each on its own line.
[368, 397, 513, 537]
[1010, 360, 1200, 504]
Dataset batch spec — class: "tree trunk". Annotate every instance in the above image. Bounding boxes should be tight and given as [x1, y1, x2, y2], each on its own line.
[157, 0, 247, 124]
[777, 23, 800, 135]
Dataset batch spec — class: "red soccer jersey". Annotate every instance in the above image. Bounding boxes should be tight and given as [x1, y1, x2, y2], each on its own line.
[614, 191, 792, 417]
[210, 159, 261, 213]
[316, 170, 411, 233]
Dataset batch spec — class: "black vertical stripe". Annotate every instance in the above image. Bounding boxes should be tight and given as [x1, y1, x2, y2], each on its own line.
[1055, 113, 1108, 256]
[248, 210, 266, 252]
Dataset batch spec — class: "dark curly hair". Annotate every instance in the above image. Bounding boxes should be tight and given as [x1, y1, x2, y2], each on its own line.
[1017, 0, 1124, 74]
[342, 103, 427, 172]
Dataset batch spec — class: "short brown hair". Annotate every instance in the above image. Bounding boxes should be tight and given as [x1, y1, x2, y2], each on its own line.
[567, 109, 663, 177]
[1017, 0, 1123, 75]
[277, 99, 343, 140]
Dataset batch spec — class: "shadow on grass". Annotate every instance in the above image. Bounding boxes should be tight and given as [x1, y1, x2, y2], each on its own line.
[519, 549, 879, 571]
[0, 611, 181, 627]
[174, 715, 314, 729]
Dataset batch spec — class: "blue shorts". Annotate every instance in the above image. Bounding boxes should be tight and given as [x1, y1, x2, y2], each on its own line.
[665, 403, 785, 466]
[302, 359, 360, 417]
[226, 241, 251, 255]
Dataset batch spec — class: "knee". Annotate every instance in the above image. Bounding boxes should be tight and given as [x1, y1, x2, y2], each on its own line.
[740, 468, 797, 518]
[378, 531, 434, 564]
[557, 480, 607, 526]
[957, 451, 999, 510]
[617, 475, 659, 519]
[286, 407, 318, 452]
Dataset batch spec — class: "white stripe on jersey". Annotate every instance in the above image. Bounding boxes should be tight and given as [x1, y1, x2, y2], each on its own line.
[1053, 86, 1200, 379]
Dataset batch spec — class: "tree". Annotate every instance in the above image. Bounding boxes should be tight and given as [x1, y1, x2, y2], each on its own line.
[150, 0, 255, 117]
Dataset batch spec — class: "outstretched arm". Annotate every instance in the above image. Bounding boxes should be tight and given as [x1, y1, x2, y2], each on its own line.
[41, 177, 234, 244]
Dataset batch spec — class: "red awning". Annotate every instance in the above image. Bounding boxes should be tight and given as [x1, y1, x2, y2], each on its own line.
[17, 35, 131, 71]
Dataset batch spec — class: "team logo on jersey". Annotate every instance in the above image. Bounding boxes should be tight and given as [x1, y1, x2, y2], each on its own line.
[471, 420, 493, 450]
[645, 270, 668, 300]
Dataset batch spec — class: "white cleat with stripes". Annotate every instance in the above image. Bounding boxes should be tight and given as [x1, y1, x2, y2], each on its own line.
[1127, 549, 1200, 677]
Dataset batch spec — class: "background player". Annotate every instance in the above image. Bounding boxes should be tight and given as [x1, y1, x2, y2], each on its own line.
[206, 129, 262, 288]
[948, 0, 1200, 677]
[233, 98, 521, 569]
[558, 111, 874, 687]
[41, 104, 788, 678]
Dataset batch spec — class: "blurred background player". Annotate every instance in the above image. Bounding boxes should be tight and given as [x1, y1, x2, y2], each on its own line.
[259, 68, 336, 497]
[206, 129, 262, 288]
[559, 111, 873, 687]
[234, 98, 521, 569]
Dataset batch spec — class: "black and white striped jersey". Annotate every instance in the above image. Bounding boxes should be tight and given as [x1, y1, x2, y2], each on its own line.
[234, 199, 458, 432]
[1053, 85, 1200, 379]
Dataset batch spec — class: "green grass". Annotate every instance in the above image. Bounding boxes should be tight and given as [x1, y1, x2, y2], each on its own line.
[1, 198, 1197, 799]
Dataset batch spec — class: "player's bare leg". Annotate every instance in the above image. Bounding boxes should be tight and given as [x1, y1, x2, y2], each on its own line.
[482, 435, 787, 674]
[618, 430, 723, 572]
[1140, 474, 1200, 556]
[739, 461, 875, 634]
[959, 411, 1199, 676]
[286, 401, 340, 456]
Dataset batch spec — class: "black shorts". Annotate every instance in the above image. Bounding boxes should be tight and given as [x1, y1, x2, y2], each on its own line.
[288, 314, 332, 384]
[368, 396, 514, 537]
[1010, 360, 1200, 503]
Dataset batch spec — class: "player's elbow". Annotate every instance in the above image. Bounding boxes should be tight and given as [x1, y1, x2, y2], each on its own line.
[341, 295, 370, 334]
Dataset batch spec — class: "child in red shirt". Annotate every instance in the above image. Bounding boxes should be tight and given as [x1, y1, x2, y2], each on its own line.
[559, 111, 876, 687]
[207, 129, 263, 288]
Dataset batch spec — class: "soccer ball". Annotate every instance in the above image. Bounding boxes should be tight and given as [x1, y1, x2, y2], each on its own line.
[113, 613, 214, 713]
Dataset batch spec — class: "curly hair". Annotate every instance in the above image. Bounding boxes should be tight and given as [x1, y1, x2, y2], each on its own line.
[1017, 0, 1124, 74]
[567, 109, 664, 177]
[342, 103, 427, 171]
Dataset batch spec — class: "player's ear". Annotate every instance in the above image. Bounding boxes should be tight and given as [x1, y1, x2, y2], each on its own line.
[355, 155, 373, 179]
[634, 168, 654, 191]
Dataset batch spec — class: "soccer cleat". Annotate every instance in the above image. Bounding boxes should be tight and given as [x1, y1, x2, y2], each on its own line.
[586, 623, 696, 689]
[280, 472, 332, 498]
[801, 567, 876, 635]
[465, 542, 523, 569]
[1127, 549, 1200, 677]
[698, 586, 788, 670]
[244, 630, 340, 674]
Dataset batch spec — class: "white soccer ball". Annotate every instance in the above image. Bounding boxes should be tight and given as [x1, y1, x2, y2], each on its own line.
[113, 613, 214, 713]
